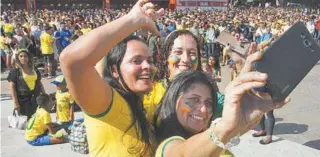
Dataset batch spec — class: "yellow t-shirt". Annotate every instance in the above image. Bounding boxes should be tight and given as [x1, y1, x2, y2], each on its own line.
[81, 28, 92, 35]
[4, 23, 14, 34]
[40, 32, 54, 54]
[176, 25, 183, 30]
[0, 36, 6, 50]
[84, 89, 152, 157]
[143, 81, 166, 122]
[155, 136, 234, 157]
[25, 108, 52, 141]
[22, 71, 37, 90]
[56, 91, 74, 122]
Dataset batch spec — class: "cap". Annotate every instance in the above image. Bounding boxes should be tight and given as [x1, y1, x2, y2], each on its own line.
[51, 75, 66, 86]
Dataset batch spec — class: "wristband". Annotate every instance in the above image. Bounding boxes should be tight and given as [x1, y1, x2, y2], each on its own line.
[209, 118, 240, 150]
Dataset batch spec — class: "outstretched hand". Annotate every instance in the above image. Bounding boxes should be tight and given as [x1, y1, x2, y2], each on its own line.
[129, 0, 165, 36]
[221, 52, 290, 137]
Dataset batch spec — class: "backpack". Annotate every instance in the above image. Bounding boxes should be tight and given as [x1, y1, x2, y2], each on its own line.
[69, 122, 89, 154]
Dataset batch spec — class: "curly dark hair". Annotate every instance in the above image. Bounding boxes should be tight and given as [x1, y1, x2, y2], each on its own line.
[154, 30, 202, 83]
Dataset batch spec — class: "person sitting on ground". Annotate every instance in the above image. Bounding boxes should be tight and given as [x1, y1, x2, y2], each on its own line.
[51, 75, 75, 127]
[25, 93, 65, 146]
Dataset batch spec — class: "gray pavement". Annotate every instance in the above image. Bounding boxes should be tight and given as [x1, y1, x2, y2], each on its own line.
[1, 63, 320, 156]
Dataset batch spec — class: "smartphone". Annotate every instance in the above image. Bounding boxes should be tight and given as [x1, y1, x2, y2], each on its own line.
[252, 21, 320, 102]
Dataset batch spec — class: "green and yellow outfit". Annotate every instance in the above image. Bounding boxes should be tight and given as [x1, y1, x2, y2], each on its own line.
[155, 136, 234, 157]
[84, 88, 152, 157]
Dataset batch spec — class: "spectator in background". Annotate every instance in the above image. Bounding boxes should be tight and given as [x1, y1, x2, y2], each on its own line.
[148, 26, 160, 63]
[8, 49, 45, 119]
[58, 22, 72, 50]
[25, 94, 66, 146]
[40, 24, 55, 78]
[190, 23, 200, 37]
[167, 20, 176, 32]
[205, 22, 217, 57]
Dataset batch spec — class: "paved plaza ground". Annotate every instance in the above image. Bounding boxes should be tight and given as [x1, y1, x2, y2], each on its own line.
[1, 64, 320, 157]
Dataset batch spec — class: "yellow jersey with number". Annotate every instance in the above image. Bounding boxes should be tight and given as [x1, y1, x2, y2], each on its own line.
[25, 108, 51, 141]
[84, 88, 152, 157]
[143, 81, 166, 122]
[56, 91, 74, 122]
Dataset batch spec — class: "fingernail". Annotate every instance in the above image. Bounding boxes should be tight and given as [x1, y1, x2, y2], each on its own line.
[259, 73, 267, 78]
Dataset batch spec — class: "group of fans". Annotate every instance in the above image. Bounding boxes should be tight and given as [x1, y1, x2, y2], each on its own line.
[2, 1, 320, 156]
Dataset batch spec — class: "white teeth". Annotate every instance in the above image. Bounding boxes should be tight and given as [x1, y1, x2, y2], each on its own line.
[138, 75, 150, 79]
[191, 115, 204, 120]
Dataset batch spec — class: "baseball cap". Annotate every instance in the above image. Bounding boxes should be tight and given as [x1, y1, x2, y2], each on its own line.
[51, 75, 66, 86]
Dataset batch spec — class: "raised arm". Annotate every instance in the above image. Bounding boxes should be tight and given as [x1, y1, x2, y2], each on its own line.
[60, 0, 163, 115]
[161, 53, 290, 157]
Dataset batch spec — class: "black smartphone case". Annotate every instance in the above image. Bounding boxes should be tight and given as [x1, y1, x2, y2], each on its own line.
[253, 22, 320, 102]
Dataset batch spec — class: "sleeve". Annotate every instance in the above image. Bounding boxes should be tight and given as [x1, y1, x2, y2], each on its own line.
[155, 136, 185, 157]
[7, 69, 18, 84]
[43, 111, 52, 125]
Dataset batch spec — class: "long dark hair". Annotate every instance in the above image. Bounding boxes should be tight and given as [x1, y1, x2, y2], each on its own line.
[155, 30, 202, 83]
[103, 35, 154, 156]
[154, 71, 218, 143]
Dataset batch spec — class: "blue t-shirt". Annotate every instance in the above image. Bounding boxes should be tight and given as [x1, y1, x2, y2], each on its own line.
[167, 24, 176, 32]
[59, 29, 72, 48]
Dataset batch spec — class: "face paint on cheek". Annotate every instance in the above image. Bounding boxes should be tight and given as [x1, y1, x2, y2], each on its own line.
[168, 55, 179, 65]
[191, 58, 198, 70]
[182, 102, 193, 113]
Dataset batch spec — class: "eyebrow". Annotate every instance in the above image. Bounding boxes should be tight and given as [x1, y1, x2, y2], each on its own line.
[190, 94, 213, 101]
[173, 47, 197, 51]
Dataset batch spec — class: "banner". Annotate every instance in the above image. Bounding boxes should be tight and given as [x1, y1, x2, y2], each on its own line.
[176, 0, 228, 11]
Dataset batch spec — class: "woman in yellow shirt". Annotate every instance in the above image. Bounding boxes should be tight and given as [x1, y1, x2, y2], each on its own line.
[60, 0, 164, 156]
[144, 30, 201, 122]
[7, 49, 46, 119]
[144, 29, 227, 123]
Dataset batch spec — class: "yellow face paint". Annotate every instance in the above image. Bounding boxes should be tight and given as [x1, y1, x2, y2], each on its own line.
[168, 55, 179, 65]
[182, 102, 193, 113]
[191, 58, 198, 70]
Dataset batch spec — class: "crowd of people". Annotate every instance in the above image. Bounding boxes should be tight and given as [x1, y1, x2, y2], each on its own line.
[2, 0, 319, 156]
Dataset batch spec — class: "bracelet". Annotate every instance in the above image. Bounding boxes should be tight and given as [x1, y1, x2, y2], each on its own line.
[209, 118, 241, 150]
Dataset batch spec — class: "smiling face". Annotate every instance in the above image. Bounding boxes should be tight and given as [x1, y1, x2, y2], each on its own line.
[176, 83, 213, 134]
[117, 40, 155, 96]
[208, 56, 215, 67]
[168, 35, 198, 79]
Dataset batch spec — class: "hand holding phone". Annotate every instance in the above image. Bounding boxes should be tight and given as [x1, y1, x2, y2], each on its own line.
[253, 22, 320, 102]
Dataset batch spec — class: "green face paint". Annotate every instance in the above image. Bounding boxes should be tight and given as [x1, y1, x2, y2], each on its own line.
[191, 58, 198, 64]
[168, 55, 179, 65]
[191, 58, 198, 70]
